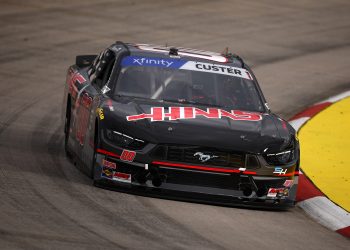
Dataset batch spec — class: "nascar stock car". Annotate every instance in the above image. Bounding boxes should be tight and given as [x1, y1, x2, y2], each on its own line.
[62, 41, 300, 208]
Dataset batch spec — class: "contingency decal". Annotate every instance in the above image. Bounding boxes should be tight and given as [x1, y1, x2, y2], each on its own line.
[126, 107, 262, 122]
[102, 159, 117, 170]
[101, 168, 113, 179]
[267, 188, 289, 198]
[121, 56, 252, 80]
[283, 180, 294, 187]
[113, 172, 132, 183]
[96, 108, 104, 120]
[106, 99, 114, 111]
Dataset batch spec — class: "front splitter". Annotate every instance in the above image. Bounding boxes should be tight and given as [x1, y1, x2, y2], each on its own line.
[94, 179, 295, 210]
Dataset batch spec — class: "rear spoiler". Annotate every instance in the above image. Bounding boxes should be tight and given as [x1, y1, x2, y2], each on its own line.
[76, 55, 97, 68]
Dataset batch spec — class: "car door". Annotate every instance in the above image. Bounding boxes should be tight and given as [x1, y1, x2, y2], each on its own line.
[78, 49, 117, 168]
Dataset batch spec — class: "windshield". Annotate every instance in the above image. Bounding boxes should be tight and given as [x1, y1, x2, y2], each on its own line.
[112, 56, 265, 112]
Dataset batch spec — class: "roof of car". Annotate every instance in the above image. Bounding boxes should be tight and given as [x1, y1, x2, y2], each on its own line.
[112, 42, 245, 67]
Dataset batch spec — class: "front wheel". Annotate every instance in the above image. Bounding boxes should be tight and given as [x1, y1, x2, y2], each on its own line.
[90, 125, 99, 182]
[64, 100, 72, 157]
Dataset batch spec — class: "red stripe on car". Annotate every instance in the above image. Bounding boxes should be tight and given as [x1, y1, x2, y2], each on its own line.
[96, 149, 120, 158]
[152, 161, 256, 175]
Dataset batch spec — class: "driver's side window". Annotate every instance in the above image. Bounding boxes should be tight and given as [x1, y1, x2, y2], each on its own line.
[89, 49, 115, 89]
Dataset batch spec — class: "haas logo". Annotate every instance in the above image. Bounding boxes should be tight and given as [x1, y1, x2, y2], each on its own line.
[194, 152, 219, 162]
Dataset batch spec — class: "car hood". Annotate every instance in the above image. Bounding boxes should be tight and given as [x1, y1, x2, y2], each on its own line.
[102, 98, 294, 154]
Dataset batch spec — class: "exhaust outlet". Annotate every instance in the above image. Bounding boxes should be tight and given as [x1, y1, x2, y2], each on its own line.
[243, 188, 253, 197]
[149, 165, 163, 187]
[136, 173, 147, 184]
[256, 187, 267, 197]
[152, 177, 162, 187]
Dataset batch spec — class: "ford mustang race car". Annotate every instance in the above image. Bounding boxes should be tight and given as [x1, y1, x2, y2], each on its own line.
[63, 41, 300, 209]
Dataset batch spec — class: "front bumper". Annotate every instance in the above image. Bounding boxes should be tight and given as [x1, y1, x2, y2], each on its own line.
[93, 149, 298, 209]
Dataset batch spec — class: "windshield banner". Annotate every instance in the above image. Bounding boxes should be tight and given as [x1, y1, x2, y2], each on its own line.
[121, 56, 252, 80]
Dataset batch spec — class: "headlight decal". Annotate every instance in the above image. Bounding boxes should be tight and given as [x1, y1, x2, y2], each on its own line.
[105, 129, 146, 149]
[264, 149, 295, 165]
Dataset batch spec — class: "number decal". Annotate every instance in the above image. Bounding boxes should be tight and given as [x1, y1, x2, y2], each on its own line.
[120, 150, 136, 162]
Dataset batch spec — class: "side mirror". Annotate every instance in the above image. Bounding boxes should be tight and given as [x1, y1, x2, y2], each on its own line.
[76, 55, 97, 68]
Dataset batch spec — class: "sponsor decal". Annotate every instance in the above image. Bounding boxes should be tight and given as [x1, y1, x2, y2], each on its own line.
[120, 150, 136, 162]
[102, 159, 117, 170]
[80, 93, 92, 108]
[267, 188, 288, 198]
[96, 108, 104, 120]
[71, 72, 86, 84]
[121, 56, 186, 68]
[126, 107, 262, 122]
[68, 70, 86, 86]
[283, 179, 294, 187]
[107, 99, 114, 111]
[68, 71, 87, 98]
[267, 188, 281, 198]
[121, 56, 252, 80]
[273, 167, 288, 175]
[113, 172, 131, 183]
[101, 168, 113, 179]
[76, 93, 92, 145]
[193, 152, 218, 163]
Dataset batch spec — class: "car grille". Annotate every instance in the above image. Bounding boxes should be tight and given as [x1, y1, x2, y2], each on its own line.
[152, 145, 246, 169]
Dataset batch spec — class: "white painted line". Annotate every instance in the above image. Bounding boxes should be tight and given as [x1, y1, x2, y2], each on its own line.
[298, 195, 350, 231]
[315, 90, 350, 104]
[289, 117, 310, 131]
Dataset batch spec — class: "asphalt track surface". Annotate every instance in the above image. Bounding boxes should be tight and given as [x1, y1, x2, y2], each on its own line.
[0, 1, 349, 249]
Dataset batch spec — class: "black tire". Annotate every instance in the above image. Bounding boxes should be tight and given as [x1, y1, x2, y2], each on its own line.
[90, 122, 99, 181]
[64, 98, 72, 157]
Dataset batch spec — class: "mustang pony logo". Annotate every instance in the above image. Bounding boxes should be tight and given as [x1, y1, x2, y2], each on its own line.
[194, 152, 219, 162]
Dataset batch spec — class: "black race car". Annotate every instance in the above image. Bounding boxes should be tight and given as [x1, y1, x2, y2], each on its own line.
[63, 41, 300, 209]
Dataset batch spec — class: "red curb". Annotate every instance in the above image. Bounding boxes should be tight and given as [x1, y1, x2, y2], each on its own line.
[296, 174, 324, 202]
[291, 102, 332, 120]
[290, 91, 350, 239]
[336, 226, 350, 238]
